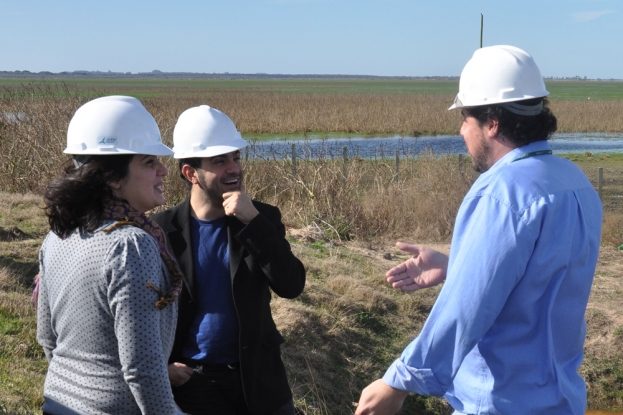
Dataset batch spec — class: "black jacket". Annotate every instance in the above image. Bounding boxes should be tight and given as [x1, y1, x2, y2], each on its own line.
[151, 198, 305, 414]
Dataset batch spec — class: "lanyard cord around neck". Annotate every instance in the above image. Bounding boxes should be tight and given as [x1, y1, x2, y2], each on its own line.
[511, 150, 552, 163]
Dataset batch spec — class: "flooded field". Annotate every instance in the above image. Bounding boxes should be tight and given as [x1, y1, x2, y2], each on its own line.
[248, 132, 623, 159]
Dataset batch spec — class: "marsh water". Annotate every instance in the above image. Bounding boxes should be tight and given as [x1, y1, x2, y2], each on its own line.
[247, 132, 623, 159]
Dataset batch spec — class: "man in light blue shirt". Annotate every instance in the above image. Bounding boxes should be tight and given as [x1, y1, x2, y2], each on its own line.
[355, 45, 602, 415]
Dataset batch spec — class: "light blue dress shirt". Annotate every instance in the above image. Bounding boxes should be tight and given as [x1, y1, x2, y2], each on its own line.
[383, 141, 602, 415]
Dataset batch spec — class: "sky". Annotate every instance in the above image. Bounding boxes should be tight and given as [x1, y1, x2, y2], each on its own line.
[1, 0, 621, 79]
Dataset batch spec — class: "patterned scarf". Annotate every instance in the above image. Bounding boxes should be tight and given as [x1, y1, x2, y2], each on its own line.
[101, 198, 183, 310]
[33, 199, 183, 310]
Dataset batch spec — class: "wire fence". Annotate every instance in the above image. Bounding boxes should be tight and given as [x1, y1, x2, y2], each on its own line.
[581, 166, 623, 213]
[244, 142, 623, 215]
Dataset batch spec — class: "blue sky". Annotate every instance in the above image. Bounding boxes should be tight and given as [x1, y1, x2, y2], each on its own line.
[1, 0, 621, 79]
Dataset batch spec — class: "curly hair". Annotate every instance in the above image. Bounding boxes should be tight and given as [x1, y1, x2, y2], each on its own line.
[44, 155, 134, 236]
[464, 98, 558, 147]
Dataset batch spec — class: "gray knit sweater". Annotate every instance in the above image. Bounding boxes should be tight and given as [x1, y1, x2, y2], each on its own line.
[37, 220, 180, 415]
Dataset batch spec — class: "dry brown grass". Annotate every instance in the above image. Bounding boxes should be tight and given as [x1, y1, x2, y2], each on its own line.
[273, 240, 452, 414]
[581, 246, 623, 410]
[146, 92, 459, 136]
[1, 82, 622, 414]
[2, 81, 623, 194]
[0, 267, 46, 412]
[221, 154, 475, 243]
[602, 213, 623, 248]
[0, 83, 99, 193]
[551, 100, 623, 133]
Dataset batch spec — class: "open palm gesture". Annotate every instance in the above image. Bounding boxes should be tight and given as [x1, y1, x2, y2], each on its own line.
[385, 242, 449, 292]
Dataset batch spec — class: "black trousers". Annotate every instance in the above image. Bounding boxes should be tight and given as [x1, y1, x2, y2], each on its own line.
[173, 361, 295, 415]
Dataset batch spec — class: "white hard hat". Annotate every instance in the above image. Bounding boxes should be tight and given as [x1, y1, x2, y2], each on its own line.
[64, 95, 173, 156]
[172, 105, 248, 159]
[449, 45, 549, 111]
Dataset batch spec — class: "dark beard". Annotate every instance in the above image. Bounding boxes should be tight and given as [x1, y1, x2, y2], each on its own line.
[471, 138, 492, 173]
[197, 174, 224, 206]
[196, 171, 243, 205]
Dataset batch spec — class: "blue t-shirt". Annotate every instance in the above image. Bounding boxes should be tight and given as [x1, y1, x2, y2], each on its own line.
[182, 216, 239, 364]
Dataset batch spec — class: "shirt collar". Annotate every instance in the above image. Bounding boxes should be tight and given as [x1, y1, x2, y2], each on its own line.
[485, 140, 552, 176]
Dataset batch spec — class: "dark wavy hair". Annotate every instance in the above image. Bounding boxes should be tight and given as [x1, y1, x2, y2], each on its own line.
[464, 98, 558, 147]
[44, 155, 134, 236]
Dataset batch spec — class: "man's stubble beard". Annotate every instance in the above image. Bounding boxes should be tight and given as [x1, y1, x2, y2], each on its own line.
[197, 170, 244, 206]
[471, 136, 492, 174]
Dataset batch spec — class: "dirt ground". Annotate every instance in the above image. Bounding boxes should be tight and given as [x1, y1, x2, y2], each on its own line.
[346, 239, 622, 326]
[585, 246, 623, 341]
[348, 239, 623, 338]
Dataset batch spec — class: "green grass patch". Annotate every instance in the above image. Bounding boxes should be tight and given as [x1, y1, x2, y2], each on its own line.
[583, 354, 623, 410]
[546, 80, 623, 101]
[0, 77, 460, 97]
[3, 77, 623, 100]
[0, 356, 45, 413]
[560, 152, 623, 166]
[309, 240, 330, 258]
[0, 313, 22, 335]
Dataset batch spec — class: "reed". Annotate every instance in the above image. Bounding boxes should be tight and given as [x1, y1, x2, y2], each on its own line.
[552, 100, 623, 133]
[245, 153, 476, 242]
[2, 81, 623, 194]
[1, 81, 621, 247]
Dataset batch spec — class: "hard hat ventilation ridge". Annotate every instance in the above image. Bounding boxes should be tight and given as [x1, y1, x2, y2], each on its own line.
[500, 101, 544, 116]
[72, 155, 92, 168]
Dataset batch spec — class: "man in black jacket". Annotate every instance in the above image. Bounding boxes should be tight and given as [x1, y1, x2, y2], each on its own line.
[152, 105, 305, 415]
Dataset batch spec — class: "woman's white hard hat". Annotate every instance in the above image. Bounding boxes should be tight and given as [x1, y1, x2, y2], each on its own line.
[172, 105, 249, 159]
[64, 95, 173, 156]
[449, 45, 549, 110]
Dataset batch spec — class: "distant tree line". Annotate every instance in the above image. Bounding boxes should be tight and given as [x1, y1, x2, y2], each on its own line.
[0, 70, 460, 81]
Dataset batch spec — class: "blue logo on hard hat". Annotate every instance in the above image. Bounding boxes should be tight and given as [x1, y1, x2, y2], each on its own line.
[98, 137, 117, 145]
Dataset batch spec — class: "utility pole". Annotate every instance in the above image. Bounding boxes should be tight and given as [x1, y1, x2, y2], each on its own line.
[480, 14, 484, 48]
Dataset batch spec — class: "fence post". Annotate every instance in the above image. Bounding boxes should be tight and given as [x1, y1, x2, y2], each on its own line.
[458, 154, 463, 174]
[395, 149, 400, 181]
[343, 146, 348, 183]
[292, 143, 297, 176]
[598, 167, 603, 199]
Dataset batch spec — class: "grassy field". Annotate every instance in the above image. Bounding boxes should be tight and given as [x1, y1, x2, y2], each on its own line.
[0, 166, 622, 413]
[1, 80, 623, 195]
[1, 77, 623, 99]
[0, 78, 461, 98]
[0, 79, 622, 413]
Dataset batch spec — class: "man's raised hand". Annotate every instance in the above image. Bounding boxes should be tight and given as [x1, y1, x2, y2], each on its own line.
[385, 242, 448, 291]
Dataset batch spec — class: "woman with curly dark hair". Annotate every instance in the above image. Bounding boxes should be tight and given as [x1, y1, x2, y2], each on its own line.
[36, 96, 184, 415]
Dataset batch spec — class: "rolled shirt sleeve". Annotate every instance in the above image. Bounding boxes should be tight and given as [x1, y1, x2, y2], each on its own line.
[383, 191, 536, 396]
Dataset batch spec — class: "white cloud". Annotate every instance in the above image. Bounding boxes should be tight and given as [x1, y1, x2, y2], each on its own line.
[572, 10, 615, 22]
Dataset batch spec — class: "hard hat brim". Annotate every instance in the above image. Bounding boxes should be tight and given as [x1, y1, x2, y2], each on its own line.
[63, 142, 174, 156]
[173, 138, 249, 159]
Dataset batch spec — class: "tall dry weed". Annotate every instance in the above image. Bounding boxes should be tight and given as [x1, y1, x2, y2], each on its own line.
[2, 80, 623, 195]
[1, 81, 622, 245]
[550, 100, 623, 133]
[601, 213, 623, 247]
[234, 149, 477, 242]
[0, 82, 100, 193]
